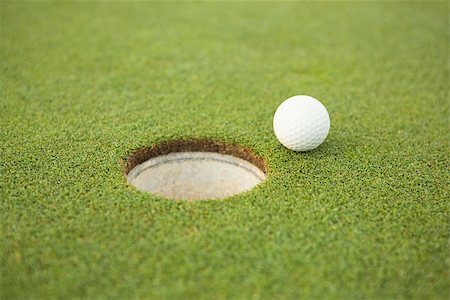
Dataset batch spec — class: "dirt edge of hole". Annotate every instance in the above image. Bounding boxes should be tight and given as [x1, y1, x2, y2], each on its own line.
[124, 139, 267, 175]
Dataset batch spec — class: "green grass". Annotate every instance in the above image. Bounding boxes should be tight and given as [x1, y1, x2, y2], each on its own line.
[1, 2, 448, 299]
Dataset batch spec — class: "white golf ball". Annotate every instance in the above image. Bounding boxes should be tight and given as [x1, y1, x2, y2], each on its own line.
[273, 95, 330, 151]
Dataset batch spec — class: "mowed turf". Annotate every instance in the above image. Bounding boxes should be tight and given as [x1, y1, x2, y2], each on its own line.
[1, 2, 448, 299]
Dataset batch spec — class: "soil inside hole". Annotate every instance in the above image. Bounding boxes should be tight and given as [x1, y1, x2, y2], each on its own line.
[124, 139, 267, 175]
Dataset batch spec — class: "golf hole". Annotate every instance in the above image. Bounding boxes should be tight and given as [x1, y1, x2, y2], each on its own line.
[125, 140, 267, 201]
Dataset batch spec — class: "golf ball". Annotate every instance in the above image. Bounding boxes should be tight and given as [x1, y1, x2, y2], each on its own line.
[273, 95, 330, 151]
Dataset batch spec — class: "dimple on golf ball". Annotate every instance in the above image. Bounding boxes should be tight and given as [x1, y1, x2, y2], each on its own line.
[273, 95, 330, 152]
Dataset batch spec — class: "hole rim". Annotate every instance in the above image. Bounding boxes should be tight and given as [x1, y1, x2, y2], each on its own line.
[123, 139, 268, 200]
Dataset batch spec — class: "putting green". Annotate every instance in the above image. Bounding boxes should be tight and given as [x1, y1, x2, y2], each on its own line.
[1, 2, 448, 299]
